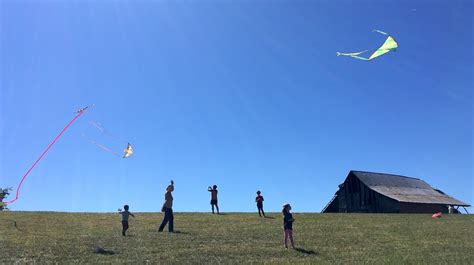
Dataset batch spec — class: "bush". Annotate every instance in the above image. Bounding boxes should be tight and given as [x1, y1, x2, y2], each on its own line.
[0, 188, 12, 211]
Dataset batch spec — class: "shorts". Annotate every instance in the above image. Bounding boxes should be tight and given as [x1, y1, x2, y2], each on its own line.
[210, 200, 218, 205]
[122, 221, 129, 230]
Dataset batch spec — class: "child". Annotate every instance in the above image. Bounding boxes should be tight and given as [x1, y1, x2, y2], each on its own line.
[255, 191, 265, 217]
[118, 205, 135, 236]
[208, 185, 219, 214]
[282, 203, 295, 249]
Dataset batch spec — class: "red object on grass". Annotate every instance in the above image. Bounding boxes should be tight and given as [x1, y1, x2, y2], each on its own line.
[432, 212, 442, 218]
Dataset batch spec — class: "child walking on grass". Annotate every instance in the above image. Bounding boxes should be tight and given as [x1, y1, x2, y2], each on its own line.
[282, 203, 295, 249]
[119, 205, 135, 236]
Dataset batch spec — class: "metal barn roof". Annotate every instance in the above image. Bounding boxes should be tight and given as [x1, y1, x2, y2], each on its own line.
[351, 171, 470, 206]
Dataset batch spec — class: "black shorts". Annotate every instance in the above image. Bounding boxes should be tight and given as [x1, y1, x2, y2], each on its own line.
[210, 200, 218, 205]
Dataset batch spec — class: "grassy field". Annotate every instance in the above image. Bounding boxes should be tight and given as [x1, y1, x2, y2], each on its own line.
[1, 212, 473, 264]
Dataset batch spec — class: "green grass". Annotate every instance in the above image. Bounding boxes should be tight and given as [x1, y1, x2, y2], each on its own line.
[1, 212, 473, 264]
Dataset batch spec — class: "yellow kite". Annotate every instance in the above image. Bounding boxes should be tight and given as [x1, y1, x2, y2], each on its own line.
[337, 30, 398, 61]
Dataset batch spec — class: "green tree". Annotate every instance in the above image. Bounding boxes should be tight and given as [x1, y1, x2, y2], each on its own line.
[0, 188, 12, 211]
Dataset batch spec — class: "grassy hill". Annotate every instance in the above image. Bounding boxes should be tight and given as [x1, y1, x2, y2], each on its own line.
[1, 212, 473, 264]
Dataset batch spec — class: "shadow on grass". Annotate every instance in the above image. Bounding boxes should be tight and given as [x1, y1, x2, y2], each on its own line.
[264, 216, 275, 219]
[94, 247, 115, 255]
[172, 230, 189, 234]
[13, 221, 24, 231]
[3, 219, 22, 231]
[294, 247, 318, 255]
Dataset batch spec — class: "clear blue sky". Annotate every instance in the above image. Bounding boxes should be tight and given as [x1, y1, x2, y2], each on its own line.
[1, 0, 472, 212]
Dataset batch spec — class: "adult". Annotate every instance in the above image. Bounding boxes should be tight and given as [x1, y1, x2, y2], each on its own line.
[159, 180, 174, 232]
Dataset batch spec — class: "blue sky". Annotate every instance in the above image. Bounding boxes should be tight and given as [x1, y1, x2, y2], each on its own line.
[1, 0, 472, 212]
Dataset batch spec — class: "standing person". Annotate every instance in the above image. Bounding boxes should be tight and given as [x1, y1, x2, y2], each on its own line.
[255, 191, 265, 217]
[159, 180, 174, 232]
[282, 203, 295, 249]
[118, 205, 135, 236]
[208, 185, 219, 214]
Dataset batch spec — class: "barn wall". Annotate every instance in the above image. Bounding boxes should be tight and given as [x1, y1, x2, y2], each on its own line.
[323, 193, 339, 213]
[399, 203, 448, 213]
[337, 173, 400, 213]
[374, 193, 400, 213]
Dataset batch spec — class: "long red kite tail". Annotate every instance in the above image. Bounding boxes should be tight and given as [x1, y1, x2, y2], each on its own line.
[4, 109, 88, 205]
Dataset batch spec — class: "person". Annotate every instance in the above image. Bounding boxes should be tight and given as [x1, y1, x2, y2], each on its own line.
[118, 205, 135, 236]
[208, 185, 219, 214]
[282, 203, 295, 249]
[159, 180, 174, 232]
[255, 191, 265, 217]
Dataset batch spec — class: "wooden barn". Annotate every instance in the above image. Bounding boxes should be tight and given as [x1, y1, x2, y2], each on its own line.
[322, 171, 470, 213]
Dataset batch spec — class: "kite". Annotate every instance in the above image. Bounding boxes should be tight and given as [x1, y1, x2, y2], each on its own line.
[337, 30, 398, 61]
[123, 143, 133, 158]
[82, 121, 133, 159]
[3, 106, 90, 205]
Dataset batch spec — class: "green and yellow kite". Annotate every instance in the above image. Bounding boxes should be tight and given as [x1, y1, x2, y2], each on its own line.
[337, 30, 398, 61]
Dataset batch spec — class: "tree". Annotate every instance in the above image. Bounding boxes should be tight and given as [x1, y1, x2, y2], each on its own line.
[0, 188, 12, 211]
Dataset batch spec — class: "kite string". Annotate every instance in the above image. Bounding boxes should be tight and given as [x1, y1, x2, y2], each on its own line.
[4, 110, 86, 205]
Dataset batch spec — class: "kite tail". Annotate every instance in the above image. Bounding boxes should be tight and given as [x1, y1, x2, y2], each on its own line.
[81, 133, 121, 157]
[373, 29, 389, 35]
[89, 120, 128, 143]
[4, 109, 87, 205]
[91, 140, 121, 157]
[89, 121, 104, 133]
[336, 50, 371, 60]
[347, 55, 370, 61]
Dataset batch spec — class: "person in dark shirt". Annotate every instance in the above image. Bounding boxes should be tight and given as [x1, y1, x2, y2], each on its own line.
[282, 203, 295, 249]
[159, 180, 174, 232]
[255, 191, 265, 217]
[208, 185, 219, 214]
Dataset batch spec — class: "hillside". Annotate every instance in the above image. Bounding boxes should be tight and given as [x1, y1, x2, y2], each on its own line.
[1, 212, 473, 263]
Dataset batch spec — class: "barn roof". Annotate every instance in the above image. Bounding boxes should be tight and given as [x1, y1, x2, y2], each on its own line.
[351, 171, 470, 206]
